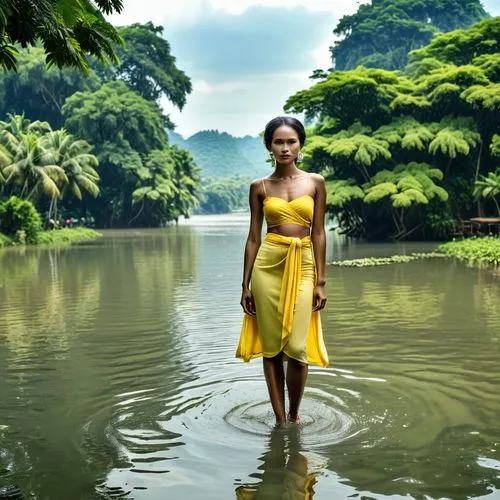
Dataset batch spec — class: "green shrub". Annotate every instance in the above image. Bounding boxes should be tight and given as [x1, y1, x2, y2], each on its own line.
[437, 236, 500, 266]
[0, 197, 42, 244]
[0, 232, 13, 247]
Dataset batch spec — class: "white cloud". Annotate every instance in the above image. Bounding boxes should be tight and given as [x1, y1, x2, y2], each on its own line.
[108, 0, 361, 136]
[163, 71, 312, 137]
[108, 0, 362, 24]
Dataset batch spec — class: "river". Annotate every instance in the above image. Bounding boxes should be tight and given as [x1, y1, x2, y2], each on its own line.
[1, 214, 499, 499]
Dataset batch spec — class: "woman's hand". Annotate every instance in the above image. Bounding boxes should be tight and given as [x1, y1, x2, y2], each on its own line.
[240, 288, 256, 316]
[312, 285, 327, 311]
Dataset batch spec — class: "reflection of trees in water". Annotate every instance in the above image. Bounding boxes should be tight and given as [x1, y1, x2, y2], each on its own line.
[235, 427, 318, 499]
[0, 229, 201, 499]
[359, 282, 443, 327]
[0, 247, 100, 357]
[474, 271, 500, 334]
[331, 265, 445, 332]
[91, 228, 200, 497]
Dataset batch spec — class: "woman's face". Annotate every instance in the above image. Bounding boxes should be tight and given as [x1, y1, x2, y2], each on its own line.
[270, 125, 301, 165]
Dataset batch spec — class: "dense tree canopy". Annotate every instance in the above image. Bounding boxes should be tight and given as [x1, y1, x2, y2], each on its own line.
[330, 0, 488, 71]
[0, 0, 123, 71]
[0, 113, 99, 222]
[94, 22, 192, 107]
[286, 17, 500, 240]
[62, 82, 200, 227]
[0, 18, 201, 228]
[0, 48, 100, 128]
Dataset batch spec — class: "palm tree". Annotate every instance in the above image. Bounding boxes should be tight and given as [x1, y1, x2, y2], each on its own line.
[0, 142, 11, 188]
[170, 146, 200, 222]
[131, 149, 176, 226]
[473, 170, 500, 216]
[2, 131, 66, 201]
[44, 129, 100, 219]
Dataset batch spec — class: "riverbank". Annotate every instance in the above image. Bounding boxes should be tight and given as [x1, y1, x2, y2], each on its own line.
[0, 228, 102, 248]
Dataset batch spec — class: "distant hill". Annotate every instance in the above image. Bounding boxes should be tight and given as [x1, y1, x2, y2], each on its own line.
[168, 130, 270, 178]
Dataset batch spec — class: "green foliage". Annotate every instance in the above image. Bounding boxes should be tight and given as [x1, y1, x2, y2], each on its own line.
[325, 179, 364, 208]
[409, 18, 500, 67]
[286, 13, 499, 239]
[96, 22, 192, 108]
[330, 0, 487, 71]
[0, 115, 99, 216]
[0, 196, 41, 243]
[364, 181, 398, 203]
[62, 82, 199, 226]
[437, 236, 500, 266]
[473, 170, 500, 215]
[197, 176, 252, 214]
[0, 0, 124, 72]
[0, 231, 13, 247]
[63, 81, 170, 152]
[36, 227, 101, 245]
[285, 67, 404, 128]
[491, 134, 500, 156]
[425, 212, 456, 239]
[462, 83, 500, 111]
[0, 48, 100, 128]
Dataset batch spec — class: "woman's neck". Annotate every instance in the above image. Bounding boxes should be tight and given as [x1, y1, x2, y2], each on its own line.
[272, 163, 303, 179]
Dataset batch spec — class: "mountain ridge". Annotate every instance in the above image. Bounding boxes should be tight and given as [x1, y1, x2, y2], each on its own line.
[168, 129, 270, 178]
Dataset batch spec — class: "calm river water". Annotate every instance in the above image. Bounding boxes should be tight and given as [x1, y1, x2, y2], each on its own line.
[0, 214, 499, 500]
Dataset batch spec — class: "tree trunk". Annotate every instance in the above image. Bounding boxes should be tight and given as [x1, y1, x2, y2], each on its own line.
[474, 140, 483, 217]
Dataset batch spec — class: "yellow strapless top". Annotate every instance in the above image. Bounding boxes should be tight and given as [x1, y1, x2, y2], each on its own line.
[263, 195, 314, 229]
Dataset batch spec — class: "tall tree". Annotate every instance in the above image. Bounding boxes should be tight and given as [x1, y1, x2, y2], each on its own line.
[94, 22, 192, 108]
[330, 0, 488, 71]
[0, 48, 100, 128]
[0, 0, 123, 71]
[62, 82, 200, 227]
[284, 18, 499, 239]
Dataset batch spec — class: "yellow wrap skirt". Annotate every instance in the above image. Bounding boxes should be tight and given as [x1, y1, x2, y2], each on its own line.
[236, 233, 329, 367]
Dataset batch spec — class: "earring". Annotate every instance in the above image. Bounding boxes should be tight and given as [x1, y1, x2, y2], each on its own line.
[297, 152, 304, 164]
[268, 152, 276, 168]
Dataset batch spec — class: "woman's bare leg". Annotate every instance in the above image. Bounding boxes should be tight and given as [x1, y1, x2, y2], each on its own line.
[263, 353, 286, 425]
[286, 359, 308, 422]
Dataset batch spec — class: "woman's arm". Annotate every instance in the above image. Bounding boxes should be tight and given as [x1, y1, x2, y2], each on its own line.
[310, 174, 327, 311]
[240, 180, 264, 315]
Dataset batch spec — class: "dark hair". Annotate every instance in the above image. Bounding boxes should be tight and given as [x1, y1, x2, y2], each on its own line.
[263, 116, 306, 150]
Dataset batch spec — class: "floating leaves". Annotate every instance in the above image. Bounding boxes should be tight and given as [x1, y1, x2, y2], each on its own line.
[330, 253, 445, 267]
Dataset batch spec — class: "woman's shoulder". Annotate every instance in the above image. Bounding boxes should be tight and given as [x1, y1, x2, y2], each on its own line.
[307, 172, 325, 182]
[307, 172, 326, 189]
[249, 177, 266, 189]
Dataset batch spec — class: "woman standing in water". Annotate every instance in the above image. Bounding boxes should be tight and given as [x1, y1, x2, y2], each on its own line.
[236, 116, 329, 426]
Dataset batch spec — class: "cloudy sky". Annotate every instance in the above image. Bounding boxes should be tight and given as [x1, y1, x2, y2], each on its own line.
[109, 0, 500, 138]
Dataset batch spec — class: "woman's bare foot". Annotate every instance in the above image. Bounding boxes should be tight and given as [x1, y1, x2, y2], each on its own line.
[287, 413, 300, 423]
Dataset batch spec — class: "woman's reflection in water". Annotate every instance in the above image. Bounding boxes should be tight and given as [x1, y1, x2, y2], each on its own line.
[235, 426, 317, 499]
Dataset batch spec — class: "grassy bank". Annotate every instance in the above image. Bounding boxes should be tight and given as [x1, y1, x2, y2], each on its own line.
[437, 236, 500, 266]
[0, 228, 101, 248]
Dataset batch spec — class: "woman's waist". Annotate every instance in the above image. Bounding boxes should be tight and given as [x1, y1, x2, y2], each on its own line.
[264, 232, 312, 247]
[264, 231, 311, 246]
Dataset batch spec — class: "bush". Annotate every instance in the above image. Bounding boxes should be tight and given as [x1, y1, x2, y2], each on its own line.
[437, 236, 500, 266]
[0, 197, 42, 244]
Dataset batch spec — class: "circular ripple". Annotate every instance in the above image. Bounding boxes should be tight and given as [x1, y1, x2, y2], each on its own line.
[224, 394, 361, 448]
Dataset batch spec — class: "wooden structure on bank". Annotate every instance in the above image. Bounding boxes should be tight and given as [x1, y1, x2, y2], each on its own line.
[454, 217, 500, 237]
